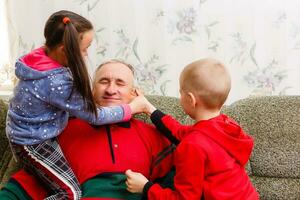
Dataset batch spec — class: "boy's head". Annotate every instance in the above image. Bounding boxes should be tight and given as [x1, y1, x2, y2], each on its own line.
[179, 58, 231, 118]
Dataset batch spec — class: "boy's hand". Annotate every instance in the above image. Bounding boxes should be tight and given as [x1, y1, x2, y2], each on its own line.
[125, 169, 148, 193]
[128, 90, 156, 115]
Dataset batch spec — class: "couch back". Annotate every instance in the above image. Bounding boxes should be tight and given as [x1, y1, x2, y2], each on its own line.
[0, 96, 299, 199]
[222, 96, 300, 200]
[0, 99, 16, 188]
[141, 95, 300, 200]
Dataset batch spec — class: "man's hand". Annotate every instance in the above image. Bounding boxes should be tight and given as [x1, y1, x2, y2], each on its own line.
[125, 169, 148, 193]
[128, 90, 156, 115]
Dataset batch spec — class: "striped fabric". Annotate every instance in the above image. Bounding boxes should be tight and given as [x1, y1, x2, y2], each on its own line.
[12, 138, 81, 199]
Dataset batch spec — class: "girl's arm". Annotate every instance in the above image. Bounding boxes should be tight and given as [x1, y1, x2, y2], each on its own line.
[48, 84, 131, 125]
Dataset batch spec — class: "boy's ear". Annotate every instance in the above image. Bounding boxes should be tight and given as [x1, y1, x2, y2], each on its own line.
[187, 92, 197, 108]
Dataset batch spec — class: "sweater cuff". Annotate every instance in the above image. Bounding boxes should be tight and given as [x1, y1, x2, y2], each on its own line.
[121, 104, 132, 121]
[143, 181, 154, 197]
[150, 109, 179, 145]
[150, 109, 166, 124]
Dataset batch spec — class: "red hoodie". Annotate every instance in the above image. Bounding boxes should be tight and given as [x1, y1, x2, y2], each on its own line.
[147, 110, 259, 200]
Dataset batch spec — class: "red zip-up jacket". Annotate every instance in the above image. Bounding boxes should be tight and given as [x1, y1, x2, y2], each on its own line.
[145, 110, 259, 200]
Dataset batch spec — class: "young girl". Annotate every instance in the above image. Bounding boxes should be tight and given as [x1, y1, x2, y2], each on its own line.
[6, 10, 140, 200]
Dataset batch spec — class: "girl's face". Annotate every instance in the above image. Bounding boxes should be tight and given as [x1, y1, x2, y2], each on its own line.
[79, 30, 94, 57]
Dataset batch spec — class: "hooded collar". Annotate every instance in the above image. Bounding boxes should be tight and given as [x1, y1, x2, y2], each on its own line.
[193, 114, 254, 166]
[20, 47, 62, 71]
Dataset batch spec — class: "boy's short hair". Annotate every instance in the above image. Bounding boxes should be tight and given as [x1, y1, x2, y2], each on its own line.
[180, 58, 231, 109]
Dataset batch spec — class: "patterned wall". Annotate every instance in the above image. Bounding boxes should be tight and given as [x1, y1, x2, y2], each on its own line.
[2, 0, 300, 104]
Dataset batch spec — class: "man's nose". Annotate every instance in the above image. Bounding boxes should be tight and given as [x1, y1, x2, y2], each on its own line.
[105, 84, 117, 94]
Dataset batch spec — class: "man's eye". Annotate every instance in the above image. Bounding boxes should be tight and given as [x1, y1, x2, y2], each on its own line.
[117, 82, 125, 86]
[99, 80, 109, 84]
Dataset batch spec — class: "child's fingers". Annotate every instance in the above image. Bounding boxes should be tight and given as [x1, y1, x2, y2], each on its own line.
[126, 181, 134, 192]
[125, 179, 132, 191]
[125, 180, 129, 186]
[125, 169, 133, 178]
[126, 185, 132, 192]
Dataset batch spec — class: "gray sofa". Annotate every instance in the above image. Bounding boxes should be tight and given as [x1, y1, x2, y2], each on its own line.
[0, 95, 299, 199]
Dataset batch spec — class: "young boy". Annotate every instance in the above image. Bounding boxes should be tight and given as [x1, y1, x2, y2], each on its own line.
[125, 58, 259, 199]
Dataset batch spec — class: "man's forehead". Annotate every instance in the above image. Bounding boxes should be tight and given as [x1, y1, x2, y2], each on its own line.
[95, 63, 134, 82]
[97, 72, 126, 81]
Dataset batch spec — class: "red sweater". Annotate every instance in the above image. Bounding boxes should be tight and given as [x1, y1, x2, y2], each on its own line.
[58, 118, 172, 183]
[147, 110, 259, 200]
[9, 118, 173, 199]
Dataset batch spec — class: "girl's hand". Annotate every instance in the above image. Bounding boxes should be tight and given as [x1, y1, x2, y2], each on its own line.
[125, 169, 149, 193]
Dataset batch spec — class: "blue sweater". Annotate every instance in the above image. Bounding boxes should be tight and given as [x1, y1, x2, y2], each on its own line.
[6, 49, 130, 145]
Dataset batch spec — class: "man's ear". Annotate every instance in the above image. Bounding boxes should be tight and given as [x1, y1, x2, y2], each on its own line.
[130, 87, 138, 98]
[187, 92, 197, 108]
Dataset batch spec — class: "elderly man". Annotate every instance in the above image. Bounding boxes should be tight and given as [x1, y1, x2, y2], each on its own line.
[0, 60, 175, 199]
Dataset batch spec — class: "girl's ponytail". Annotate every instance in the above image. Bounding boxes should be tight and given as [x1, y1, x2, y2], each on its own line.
[44, 10, 97, 117]
[63, 18, 97, 117]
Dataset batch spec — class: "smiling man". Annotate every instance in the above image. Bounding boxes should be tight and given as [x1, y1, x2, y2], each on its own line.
[93, 60, 137, 107]
[0, 60, 175, 200]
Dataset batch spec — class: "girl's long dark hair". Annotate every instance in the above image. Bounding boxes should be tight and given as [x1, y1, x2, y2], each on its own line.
[44, 10, 97, 116]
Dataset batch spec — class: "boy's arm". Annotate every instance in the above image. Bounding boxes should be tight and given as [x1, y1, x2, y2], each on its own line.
[150, 110, 191, 142]
[136, 93, 191, 142]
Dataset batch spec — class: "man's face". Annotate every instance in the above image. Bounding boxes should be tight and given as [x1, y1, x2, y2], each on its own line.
[93, 62, 136, 106]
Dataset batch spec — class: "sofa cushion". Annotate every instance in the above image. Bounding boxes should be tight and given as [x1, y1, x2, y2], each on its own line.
[0, 100, 8, 161]
[250, 176, 300, 200]
[222, 96, 300, 178]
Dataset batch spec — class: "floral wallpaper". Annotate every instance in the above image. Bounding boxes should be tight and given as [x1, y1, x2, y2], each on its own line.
[2, 0, 300, 103]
